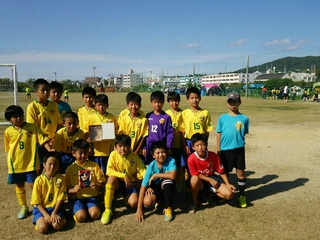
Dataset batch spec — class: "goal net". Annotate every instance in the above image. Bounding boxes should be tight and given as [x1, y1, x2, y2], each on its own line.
[0, 64, 18, 125]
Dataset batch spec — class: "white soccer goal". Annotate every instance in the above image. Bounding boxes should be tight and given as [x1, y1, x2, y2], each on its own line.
[0, 64, 19, 125]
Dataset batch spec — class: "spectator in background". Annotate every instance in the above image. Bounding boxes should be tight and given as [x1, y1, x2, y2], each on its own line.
[292, 86, 297, 101]
[262, 87, 267, 99]
[283, 84, 289, 102]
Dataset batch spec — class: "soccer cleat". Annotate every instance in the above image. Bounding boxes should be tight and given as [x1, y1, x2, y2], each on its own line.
[238, 195, 247, 208]
[73, 214, 79, 223]
[101, 209, 113, 225]
[163, 207, 173, 222]
[18, 205, 28, 219]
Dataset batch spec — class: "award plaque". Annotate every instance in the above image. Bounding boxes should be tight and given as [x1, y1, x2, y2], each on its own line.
[89, 123, 115, 142]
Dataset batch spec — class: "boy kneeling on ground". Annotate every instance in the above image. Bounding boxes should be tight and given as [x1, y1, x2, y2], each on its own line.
[136, 141, 177, 222]
[187, 133, 236, 214]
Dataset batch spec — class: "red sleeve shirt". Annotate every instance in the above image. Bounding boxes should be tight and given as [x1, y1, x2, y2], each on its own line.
[188, 151, 225, 177]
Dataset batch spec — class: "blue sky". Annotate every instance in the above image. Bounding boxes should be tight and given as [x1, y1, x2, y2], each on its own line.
[1, 0, 320, 81]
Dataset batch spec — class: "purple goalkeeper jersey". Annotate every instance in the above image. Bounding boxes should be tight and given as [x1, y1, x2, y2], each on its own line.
[144, 111, 174, 164]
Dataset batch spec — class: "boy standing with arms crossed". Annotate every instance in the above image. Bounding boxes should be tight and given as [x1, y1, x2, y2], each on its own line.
[31, 152, 67, 233]
[76, 87, 96, 130]
[4, 105, 54, 219]
[144, 91, 174, 165]
[101, 134, 146, 225]
[65, 139, 106, 222]
[216, 92, 250, 208]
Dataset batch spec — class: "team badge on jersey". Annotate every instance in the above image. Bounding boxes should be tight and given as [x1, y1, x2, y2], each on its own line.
[50, 108, 55, 115]
[129, 159, 135, 166]
[56, 178, 62, 188]
[199, 115, 204, 121]
[235, 121, 243, 130]
[137, 121, 142, 128]
[159, 118, 165, 124]
[26, 129, 32, 137]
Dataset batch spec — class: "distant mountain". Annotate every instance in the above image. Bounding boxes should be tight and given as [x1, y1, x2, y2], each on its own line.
[234, 56, 320, 73]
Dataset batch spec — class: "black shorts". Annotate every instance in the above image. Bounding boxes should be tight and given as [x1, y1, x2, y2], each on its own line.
[149, 179, 175, 200]
[220, 147, 246, 172]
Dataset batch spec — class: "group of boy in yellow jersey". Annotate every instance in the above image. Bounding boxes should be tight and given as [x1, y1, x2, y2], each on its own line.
[4, 78, 250, 234]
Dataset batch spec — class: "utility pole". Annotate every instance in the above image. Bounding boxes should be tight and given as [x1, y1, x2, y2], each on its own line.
[54, 72, 57, 81]
[245, 55, 249, 98]
[92, 66, 97, 80]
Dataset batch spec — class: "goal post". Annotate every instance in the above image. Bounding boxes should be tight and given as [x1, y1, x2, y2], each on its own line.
[0, 64, 19, 125]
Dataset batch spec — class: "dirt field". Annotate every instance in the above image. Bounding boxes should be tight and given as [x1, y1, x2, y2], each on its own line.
[0, 93, 319, 240]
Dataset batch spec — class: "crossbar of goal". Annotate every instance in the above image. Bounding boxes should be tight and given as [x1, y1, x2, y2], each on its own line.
[0, 64, 19, 125]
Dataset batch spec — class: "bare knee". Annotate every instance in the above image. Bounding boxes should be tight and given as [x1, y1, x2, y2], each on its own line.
[74, 210, 87, 222]
[143, 195, 156, 207]
[52, 218, 66, 231]
[89, 207, 100, 220]
[127, 194, 138, 208]
[36, 223, 49, 234]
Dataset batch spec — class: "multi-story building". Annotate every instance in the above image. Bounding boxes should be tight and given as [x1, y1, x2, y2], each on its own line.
[200, 72, 257, 85]
[122, 73, 142, 88]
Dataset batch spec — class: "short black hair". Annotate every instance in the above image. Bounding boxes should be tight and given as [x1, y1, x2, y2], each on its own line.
[150, 91, 164, 103]
[49, 81, 63, 92]
[115, 134, 131, 147]
[5, 105, 24, 121]
[62, 111, 79, 122]
[167, 91, 180, 102]
[191, 133, 208, 146]
[150, 141, 167, 155]
[186, 87, 200, 99]
[82, 87, 97, 98]
[95, 94, 109, 105]
[34, 78, 49, 90]
[126, 92, 137, 103]
[127, 92, 142, 105]
[43, 152, 61, 165]
[72, 139, 90, 152]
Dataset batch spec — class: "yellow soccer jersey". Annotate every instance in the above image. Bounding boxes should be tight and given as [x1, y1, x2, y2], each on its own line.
[31, 173, 67, 208]
[4, 123, 49, 174]
[166, 108, 183, 148]
[26, 100, 62, 139]
[118, 108, 145, 123]
[52, 128, 86, 154]
[65, 160, 106, 199]
[106, 151, 146, 182]
[180, 108, 213, 139]
[76, 105, 96, 130]
[118, 113, 148, 154]
[84, 112, 118, 157]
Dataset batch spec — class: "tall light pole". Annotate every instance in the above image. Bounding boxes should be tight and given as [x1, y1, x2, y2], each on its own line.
[92, 66, 97, 80]
[54, 72, 57, 81]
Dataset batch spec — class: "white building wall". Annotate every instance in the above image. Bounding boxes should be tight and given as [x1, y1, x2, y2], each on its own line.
[200, 72, 256, 85]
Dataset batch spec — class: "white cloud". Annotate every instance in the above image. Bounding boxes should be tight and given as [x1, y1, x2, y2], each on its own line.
[0, 51, 143, 64]
[229, 38, 248, 46]
[264, 38, 309, 50]
[264, 38, 291, 46]
[178, 43, 201, 49]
